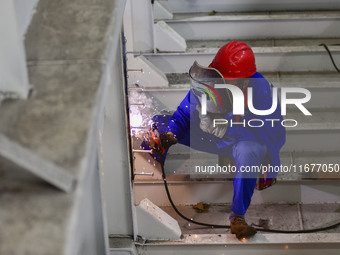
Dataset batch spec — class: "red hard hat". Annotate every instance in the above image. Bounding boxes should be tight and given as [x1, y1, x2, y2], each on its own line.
[209, 41, 256, 80]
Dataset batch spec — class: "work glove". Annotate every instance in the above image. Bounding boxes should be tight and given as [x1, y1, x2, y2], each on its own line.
[197, 105, 228, 138]
[149, 132, 178, 155]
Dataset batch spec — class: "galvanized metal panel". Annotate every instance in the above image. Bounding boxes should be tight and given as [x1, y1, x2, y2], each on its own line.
[137, 239, 340, 255]
[134, 180, 340, 206]
[131, 86, 340, 110]
[13, 0, 39, 37]
[0, 0, 30, 99]
[160, 0, 340, 13]
[166, 12, 340, 40]
[143, 47, 340, 73]
[100, 38, 134, 236]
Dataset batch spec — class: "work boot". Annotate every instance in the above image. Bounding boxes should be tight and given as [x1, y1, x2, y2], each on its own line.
[230, 217, 257, 239]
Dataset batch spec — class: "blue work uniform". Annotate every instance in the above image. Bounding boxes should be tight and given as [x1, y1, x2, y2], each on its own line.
[152, 72, 286, 218]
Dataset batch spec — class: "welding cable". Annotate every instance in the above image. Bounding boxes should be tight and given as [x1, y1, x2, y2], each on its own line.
[159, 156, 340, 233]
[319, 43, 340, 73]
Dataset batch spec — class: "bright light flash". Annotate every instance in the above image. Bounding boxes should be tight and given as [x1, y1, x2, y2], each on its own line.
[130, 113, 143, 127]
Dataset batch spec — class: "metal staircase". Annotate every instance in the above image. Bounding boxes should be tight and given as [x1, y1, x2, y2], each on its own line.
[123, 0, 340, 253]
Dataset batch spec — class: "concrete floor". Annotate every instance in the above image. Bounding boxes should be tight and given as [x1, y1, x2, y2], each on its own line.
[160, 203, 340, 235]
[0, 0, 123, 254]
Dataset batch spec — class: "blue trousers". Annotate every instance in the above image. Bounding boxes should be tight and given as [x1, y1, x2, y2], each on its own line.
[177, 136, 267, 218]
[230, 141, 267, 217]
[152, 115, 268, 218]
[182, 137, 267, 217]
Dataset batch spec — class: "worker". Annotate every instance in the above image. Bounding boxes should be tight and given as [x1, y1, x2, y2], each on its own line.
[147, 41, 286, 239]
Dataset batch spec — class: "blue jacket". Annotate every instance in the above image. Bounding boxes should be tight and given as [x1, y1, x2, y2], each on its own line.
[167, 72, 286, 174]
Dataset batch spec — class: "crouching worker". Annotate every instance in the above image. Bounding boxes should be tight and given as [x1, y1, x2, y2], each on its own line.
[145, 41, 286, 239]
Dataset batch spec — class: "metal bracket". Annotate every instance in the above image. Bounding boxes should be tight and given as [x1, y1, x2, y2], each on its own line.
[135, 198, 182, 241]
[154, 21, 187, 52]
[153, 0, 173, 20]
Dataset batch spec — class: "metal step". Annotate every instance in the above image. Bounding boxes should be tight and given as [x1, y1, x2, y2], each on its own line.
[163, 11, 340, 41]
[149, 13, 340, 73]
[159, 203, 340, 234]
[136, 203, 340, 254]
[133, 146, 340, 182]
[166, 71, 340, 87]
[186, 38, 340, 52]
[131, 72, 340, 110]
[163, 150, 340, 180]
[143, 45, 340, 73]
[137, 237, 340, 255]
[134, 178, 340, 206]
[164, 71, 340, 109]
[130, 87, 340, 150]
[158, 0, 340, 13]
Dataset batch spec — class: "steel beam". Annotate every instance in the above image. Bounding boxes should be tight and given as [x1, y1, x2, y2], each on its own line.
[143, 46, 340, 73]
[166, 12, 340, 40]
[0, 0, 30, 100]
[134, 180, 340, 206]
[137, 239, 340, 255]
[132, 85, 340, 110]
[159, 0, 340, 13]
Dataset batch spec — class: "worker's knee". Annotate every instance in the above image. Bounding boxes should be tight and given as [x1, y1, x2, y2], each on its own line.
[232, 141, 267, 164]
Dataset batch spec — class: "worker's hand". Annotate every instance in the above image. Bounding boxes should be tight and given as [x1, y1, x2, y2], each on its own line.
[197, 105, 228, 138]
[149, 132, 177, 155]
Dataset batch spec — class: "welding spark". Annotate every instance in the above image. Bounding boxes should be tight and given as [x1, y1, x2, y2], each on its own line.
[130, 113, 143, 127]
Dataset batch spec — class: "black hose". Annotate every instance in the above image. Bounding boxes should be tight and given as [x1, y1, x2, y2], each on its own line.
[159, 155, 340, 233]
[319, 43, 340, 73]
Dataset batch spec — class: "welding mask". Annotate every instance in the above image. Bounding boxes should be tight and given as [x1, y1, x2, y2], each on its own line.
[189, 61, 232, 114]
